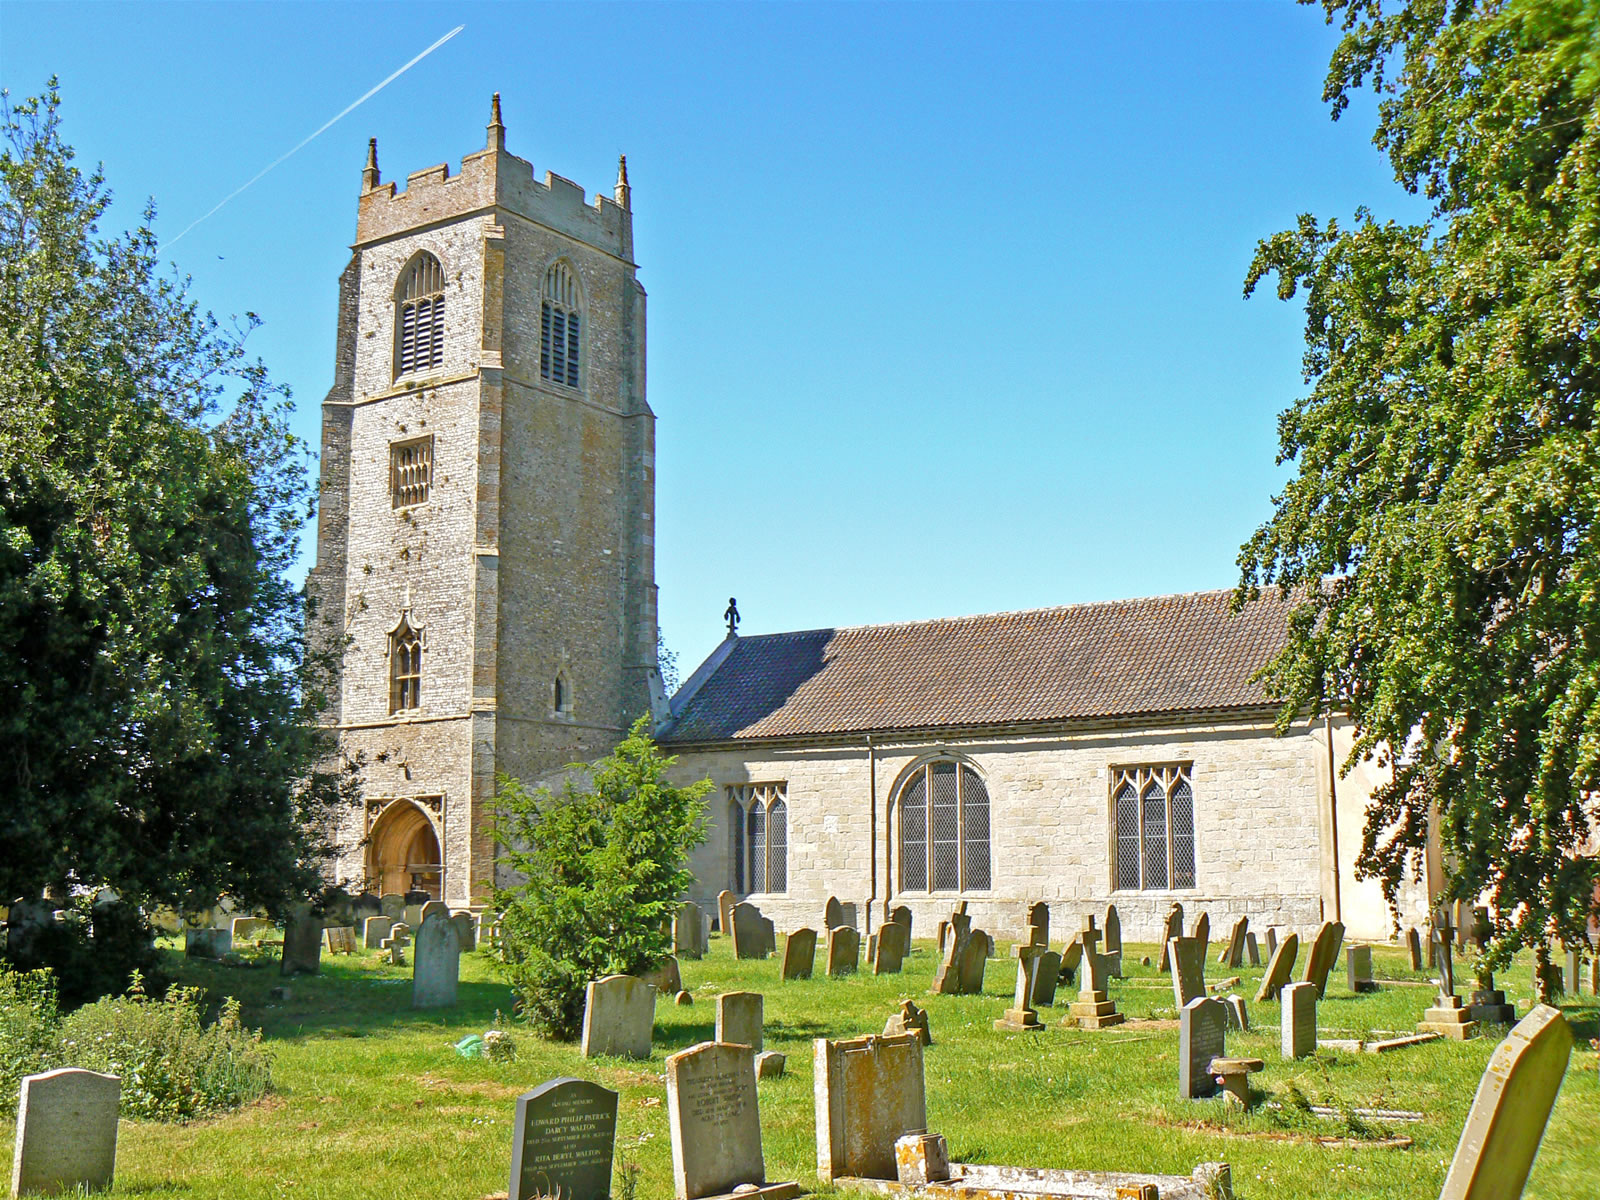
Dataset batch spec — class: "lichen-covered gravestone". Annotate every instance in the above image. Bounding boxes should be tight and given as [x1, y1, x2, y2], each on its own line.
[1254, 932, 1299, 1003]
[814, 1032, 927, 1183]
[412, 912, 461, 1008]
[10, 1068, 121, 1197]
[509, 1077, 618, 1200]
[715, 991, 764, 1052]
[1179, 997, 1227, 1099]
[782, 928, 817, 980]
[581, 975, 654, 1059]
[666, 1042, 799, 1200]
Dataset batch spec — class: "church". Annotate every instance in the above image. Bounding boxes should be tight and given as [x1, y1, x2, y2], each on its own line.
[309, 103, 1433, 947]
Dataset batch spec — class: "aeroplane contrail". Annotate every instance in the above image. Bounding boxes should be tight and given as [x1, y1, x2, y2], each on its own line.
[160, 24, 466, 251]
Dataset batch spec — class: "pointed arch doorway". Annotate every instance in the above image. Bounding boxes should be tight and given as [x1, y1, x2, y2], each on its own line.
[368, 800, 443, 899]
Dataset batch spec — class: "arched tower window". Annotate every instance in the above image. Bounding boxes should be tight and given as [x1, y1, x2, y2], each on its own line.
[553, 670, 572, 716]
[389, 614, 423, 713]
[727, 783, 788, 895]
[895, 760, 990, 893]
[395, 252, 445, 377]
[541, 261, 582, 388]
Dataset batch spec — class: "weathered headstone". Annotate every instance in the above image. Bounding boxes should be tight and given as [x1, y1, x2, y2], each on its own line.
[403, 902, 426, 928]
[1219, 917, 1248, 969]
[1179, 997, 1227, 1099]
[930, 932, 963, 996]
[1468, 979, 1516, 1026]
[411, 912, 461, 1008]
[949, 906, 972, 944]
[1406, 926, 1424, 971]
[1253, 932, 1299, 1003]
[995, 944, 1045, 1032]
[666, 1042, 798, 1200]
[1245, 931, 1261, 967]
[1059, 935, 1082, 987]
[674, 900, 707, 960]
[1031, 949, 1063, 1007]
[1024, 901, 1049, 947]
[872, 921, 907, 975]
[716, 890, 735, 935]
[827, 925, 860, 977]
[280, 908, 322, 976]
[325, 925, 360, 954]
[1223, 994, 1250, 1031]
[1438, 1006, 1572, 1200]
[1420, 909, 1478, 1040]
[935, 919, 951, 953]
[1168, 936, 1207, 1010]
[450, 911, 477, 952]
[1281, 982, 1316, 1058]
[1346, 944, 1377, 993]
[883, 999, 931, 1046]
[645, 956, 683, 997]
[185, 927, 232, 959]
[730, 902, 768, 960]
[352, 892, 381, 920]
[889, 906, 912, 938]
[824, 896, 845, 931]
[581, 975, 655, 1060]
[362, 914, 395, 949]
[955, 930, 988, 994]
[1263, 926, 1278, 958]
[230, 916, 272, 943]
[1301, 920, 1345, 998]
[814, 1033, 927, 1183]
[781, 928, 817, 981]
[1190, 911, 1210, 948]
[418, 899, 447, 925]
[1103, 904, 1121, 952]
[715, 991, 764, 1052]
[838, 902, 858, 933]
[509, 1077, 618, 1200]
[10, 1068, 121, 1197]
[379, 892, 406, 920]
[1158, 903, 1184, 972]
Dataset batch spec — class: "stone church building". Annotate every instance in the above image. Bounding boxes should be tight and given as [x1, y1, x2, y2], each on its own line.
[310, 104, 1432, 945]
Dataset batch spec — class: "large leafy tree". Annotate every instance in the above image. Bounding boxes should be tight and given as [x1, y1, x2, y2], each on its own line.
[1239, 1, 1599, 989]
[0, 84, 353, 994]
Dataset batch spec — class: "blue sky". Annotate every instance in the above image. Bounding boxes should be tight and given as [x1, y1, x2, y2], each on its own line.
[2, 2, 1424, 674]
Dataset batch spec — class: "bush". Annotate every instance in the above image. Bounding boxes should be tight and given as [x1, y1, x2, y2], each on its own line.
[493, 716, 709, 1040]
[55, 972, 271, 1121]
[0, 963, 59, 1115]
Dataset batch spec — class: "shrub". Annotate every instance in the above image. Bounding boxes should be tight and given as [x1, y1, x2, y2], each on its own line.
[0, 962, 60, 1115]
[492, 716, 709, 1040]
[55, 972, 272, 1120]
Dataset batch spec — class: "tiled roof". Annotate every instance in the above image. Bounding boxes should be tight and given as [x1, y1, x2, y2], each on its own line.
[659, 588, 1291, 744]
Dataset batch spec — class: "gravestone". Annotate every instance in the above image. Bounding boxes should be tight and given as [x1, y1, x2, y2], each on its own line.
[1468, 977, 1516, 1026]
[935, 920, 950, 953]
[1281, 982, 1316, 1058]
[403, 889, 431, 905]
[402, 902, 425, 928]
[838, 902, 858, 932]
[827, 926, 860, 977]
[1563, 947, 1582, 995]
[1254, 932, 1299, 1003]
[10, 1068, 121, 1197]
[1437, 1005, 1572, 1200]
[1066, 923, 1124, 1028]
[1301, 920, 1345, 998]
[761, 916, 778, 957]
[185, 927, 231, 959]
[884, 999, 932, 1045]
[1059, 935, 1082, 987]
[890, 905, 912, 938]
[1179, 997, 1227, 1099]
[675, 901, 707, 960]
[1158, 903, 1184, 971]
[509, 1077, 618, 1200]
[995, 944, 1046, 1032]
[1024, 901, 1049, 947]
[730, 902, 768, 960]
[1419, 909, 1478, 1040]
[363, 914, 395, 949]
[666, 1042, 799, 1200]
[352, 892, 381, 920]
[1219, 917, 1248, 969]
[1264, 926, 1278, 958]
[280, 908, 323, 976]
[1223, 994, 1249, 1031]
[419, 899, 448, 925]
[1102, 904, 1123, 977]
[646, 957, 683, 996]
[1168, 936, 1207, 1009]
[824, 897, 845, 931]
[379, 892, 406, 920]
[230, 916, 272, 943]
[1245, 931, 1261, 967]
[323, 926, 358, 955]
[581, 975, 655, 1060]
[1346, 944, 1377, 993]
[930, 933, 963, 996]
[453, 911, 479, 952]
[411, 912, 461, 1008]
[1406, 926, 1424, 970]
[955, 930, 988, 994]
[866, 932, 879, 966]
[1031, 949, 1063, 1007]
[814, 1032, 927, 1183]
[872, 921, 907, 975]
[716, 991, 764, 1052]
[781, 928, 817, 981]
[717, 890, 735, 935]
[950, 906, 972, 944]
[1190, 911, 1210, 948]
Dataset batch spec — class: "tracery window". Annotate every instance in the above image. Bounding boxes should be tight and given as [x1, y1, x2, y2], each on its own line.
[389, 616, 423, 713]
[390, 435, 433, 508]
[728, 783, 787, 894]
[395, 252, 446, 377]
[540, 261, 582, 388]
[896, 760, 990, 893]
[1112, 764, 1195, 891]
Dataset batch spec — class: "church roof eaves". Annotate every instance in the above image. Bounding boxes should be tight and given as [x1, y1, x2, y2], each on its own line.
[657, 587, 1293, 746]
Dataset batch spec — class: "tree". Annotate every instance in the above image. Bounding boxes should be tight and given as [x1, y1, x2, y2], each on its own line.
[0, 83, 354, 1000]
[491, 716, 709, 1040]
[1238, 2, 1599, 993]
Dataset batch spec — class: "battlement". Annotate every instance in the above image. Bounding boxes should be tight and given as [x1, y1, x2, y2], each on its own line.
[355, 98, 632, 260]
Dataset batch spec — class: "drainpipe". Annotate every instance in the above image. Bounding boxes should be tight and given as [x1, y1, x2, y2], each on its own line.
[867, 734, 878, 935]
[1325, 713, 1342, 923]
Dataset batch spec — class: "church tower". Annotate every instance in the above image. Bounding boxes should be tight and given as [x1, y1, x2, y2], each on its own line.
[308, 98, 659, 908]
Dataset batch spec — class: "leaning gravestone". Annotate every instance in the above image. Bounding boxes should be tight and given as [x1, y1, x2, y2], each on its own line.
[363, 914, 395, 949]
[666, 1042, 799, 1200]
[1301, 920, 1345, 998]
[1223, 995, 1250, 1031]
[581, 975, 655, 1060]
[995, 944, 1046, 1032]
[716, 890, 735, 934]
[1179, 997, 1227, 1099]
[450, 911, 477, 952]
[1254, 932, 1299, 1003]
[1406, 926, 1425, 971]
[1102, 905, 1123, 977]
[930, 933, 963, 995]
[1169, 936, 1208, 1009]
[1219, 917, 1248, 968]
[1264, 926, 1278, 958]
[827, 925, 860, 977]
[1245, 932, 1261, 966]
[1437, 1005, 1572, 1200]
[1059, 935, 1083, 987]
[884, 999, 932, 1045]
[280, 908, 323, 976]
[1281, 981, 1317, 1059]
[1190, 911, 1210, 948]
[1024, 901, 1049, 946]
[412, 912, 461, 1008]
[873, 921, 907, 975]
[716, 991, 764, 1052]
[509, 1077, 618, 1200]
[955, 930, 988, 994]
[814, 1032, 927, 1183]
[1031, 950, 1063, 1007]
[782, 928, 817, 980]
[1158, 903, 1184, 972]
[825, 896, 845, 931]
[731, 902, 768, 960]
[10, 1068, 121, 1197]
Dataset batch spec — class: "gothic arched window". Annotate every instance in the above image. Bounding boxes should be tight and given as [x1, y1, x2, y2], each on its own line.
[541, 261, 582, 388]
[395, 252, 446, 377]
[895, 760, 990, 893]
[727, 783, 788, 895]
[389, 615, 423, 713]
[1110, 764, 1196, 891]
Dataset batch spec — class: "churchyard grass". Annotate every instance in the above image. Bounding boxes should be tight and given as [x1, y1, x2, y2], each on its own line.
[2, 936, 1594, 1199]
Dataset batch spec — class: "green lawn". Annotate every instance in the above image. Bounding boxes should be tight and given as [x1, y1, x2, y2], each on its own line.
[6, 935, 1596, 1200]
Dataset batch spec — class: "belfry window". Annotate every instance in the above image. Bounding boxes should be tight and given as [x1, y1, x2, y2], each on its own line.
[553, 671, 572, 716]
[728, 783, 787, 894]
[396, 252, 445, 377]
[389, 616, 422, 713]
[1112, 764, 1196, 891]
[390, 436, 433, 508]
[540, 261, 582, 388]
[896, 761, 990, 893]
